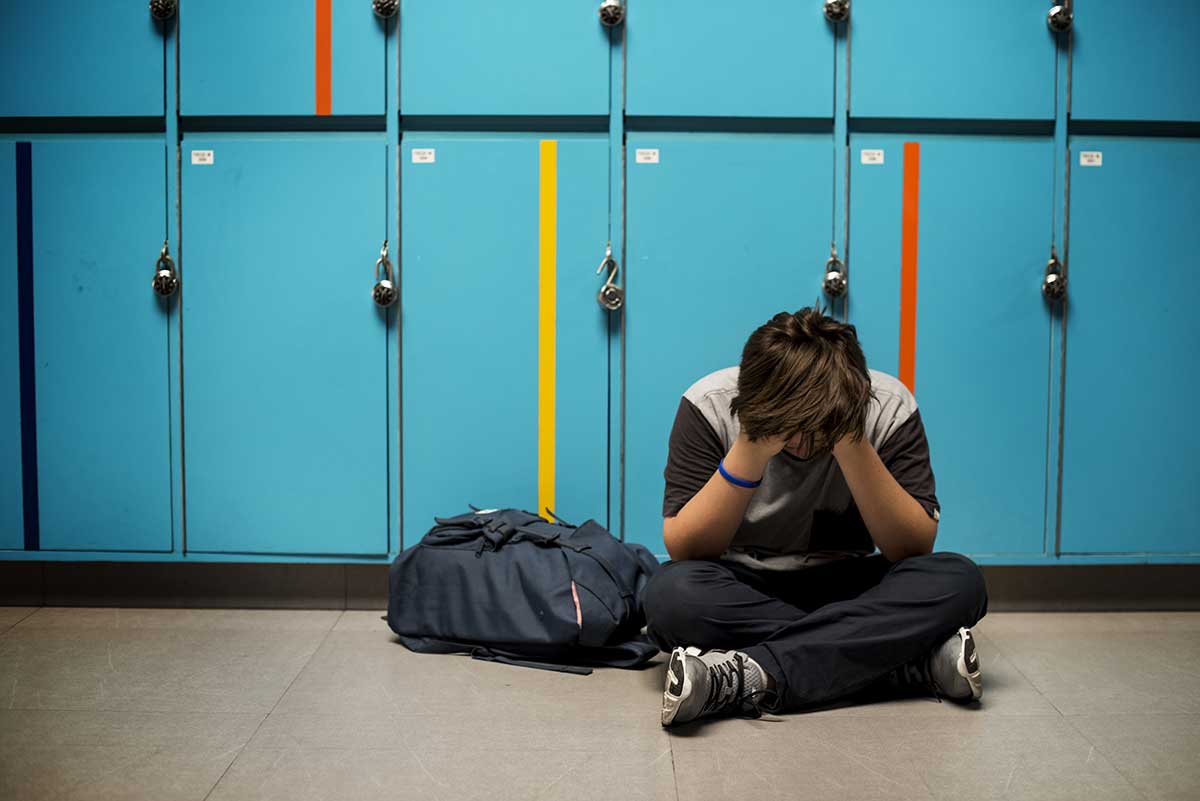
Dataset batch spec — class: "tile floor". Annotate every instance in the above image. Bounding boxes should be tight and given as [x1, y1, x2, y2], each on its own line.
[1, 608, 1197, 801]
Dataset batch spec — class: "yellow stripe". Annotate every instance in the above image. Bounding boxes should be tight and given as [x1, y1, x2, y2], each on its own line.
[538, 140, 557, 521]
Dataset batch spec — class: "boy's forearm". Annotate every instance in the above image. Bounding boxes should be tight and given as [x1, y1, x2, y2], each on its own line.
[663, 436, 777, 561]
[832, 437, 937, 561]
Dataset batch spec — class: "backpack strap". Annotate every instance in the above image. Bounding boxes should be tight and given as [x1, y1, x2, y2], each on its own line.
[469, 649, 593, 676]
[541, 507, 576, 527]
[394, 633, 594, 674]
[575, 637, 661, 669]
[391, 633, 659, 673]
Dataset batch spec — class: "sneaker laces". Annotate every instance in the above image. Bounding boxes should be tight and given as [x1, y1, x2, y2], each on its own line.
[895, 655, 943, 703]
[699, 654, 779, 720]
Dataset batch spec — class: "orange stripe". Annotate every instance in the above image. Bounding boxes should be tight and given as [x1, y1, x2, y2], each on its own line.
[899, 142, 921, 393]
[315, 0, 332, 115]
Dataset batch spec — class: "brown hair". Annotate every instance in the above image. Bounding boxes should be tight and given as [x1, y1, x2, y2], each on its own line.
[729, 307, 873, 451]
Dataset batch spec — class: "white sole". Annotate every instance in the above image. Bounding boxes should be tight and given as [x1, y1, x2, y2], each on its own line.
[956, 627, 983, 701]
[661, 646, 695, 726]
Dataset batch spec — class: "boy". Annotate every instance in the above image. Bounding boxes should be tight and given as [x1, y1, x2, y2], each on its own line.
[645, 307, 988, 726]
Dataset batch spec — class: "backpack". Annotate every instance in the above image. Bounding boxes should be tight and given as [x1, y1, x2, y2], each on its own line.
[386, 508, 662, 674]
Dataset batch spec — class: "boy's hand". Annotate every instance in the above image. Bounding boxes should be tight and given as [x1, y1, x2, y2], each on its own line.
[723, 431, 787, 484]
[738, 431, 789, 458]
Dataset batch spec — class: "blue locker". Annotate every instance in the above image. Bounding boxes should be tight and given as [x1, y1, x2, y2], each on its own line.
[400, 135, 609, 541]
[1071, 2, 1200, 122]
[0, 5, 164, 117]
[623, 133, 832, 556]
[28, 140, 172, 551]
[625, 0, 834, 118]
[1, 146, 20, 549]
[1061, 138, 1200, 554]
[182, 138, 390, 555]
[849, 1, 1055, 120]
[849, 135, 1054, 557]
[400, 1, 610, 116]
[180, 0, 386, 116]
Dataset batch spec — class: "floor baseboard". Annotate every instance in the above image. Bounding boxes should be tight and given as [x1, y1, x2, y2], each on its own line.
[2, 561, 1198, 611]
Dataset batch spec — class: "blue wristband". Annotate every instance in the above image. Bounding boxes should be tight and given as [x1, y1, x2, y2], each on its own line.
[718, 459, 762, 489]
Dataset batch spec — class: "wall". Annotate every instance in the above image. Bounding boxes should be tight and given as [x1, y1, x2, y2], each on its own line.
[1, 0, 1197, 567]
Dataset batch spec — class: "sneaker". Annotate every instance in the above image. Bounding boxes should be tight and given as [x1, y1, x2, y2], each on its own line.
[891, 626, 982, 703]
[661, 646, 772, 726]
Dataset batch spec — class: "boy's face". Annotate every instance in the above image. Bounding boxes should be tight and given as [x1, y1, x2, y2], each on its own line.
[783, 432, 819, 460]
[780, 427, 838, 460]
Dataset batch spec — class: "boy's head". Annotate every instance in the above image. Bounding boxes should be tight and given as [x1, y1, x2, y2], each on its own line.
[729, 307, 873, 458]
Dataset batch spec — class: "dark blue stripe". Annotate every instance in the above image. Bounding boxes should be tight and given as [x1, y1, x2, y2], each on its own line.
[16, 142, 39, 551]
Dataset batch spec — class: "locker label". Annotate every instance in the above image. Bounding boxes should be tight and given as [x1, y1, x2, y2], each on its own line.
[1079, 151, 1103, 167]
[190, 150, 214, 166]
[411, 149, 436, 164]
[635, 149, 660, 164]
[860, 149, 885, 165]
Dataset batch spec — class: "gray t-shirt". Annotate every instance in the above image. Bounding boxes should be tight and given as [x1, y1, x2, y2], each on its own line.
[663, 367, 940, 570]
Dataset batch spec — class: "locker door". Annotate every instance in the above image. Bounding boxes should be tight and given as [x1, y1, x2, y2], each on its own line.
[1061, 138, 1200, 555]
[0, 5, 165, 117]
[31, 140, 172, 551]
[1072, 3, 1200, 122]
[849, 135, 1054, 557]
[180, 0, 386, 116]
[182, 138, 389, 555]
[623, 133, 832, 556]
[401, 135, 609, 540]
[400, 1, 610, 116]
[626, 0, 834, 118]
[850, 1, 1055, 121]
[1, 146, 20, 549]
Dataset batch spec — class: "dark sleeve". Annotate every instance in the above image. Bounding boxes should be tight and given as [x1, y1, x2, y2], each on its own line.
[662, 397, 726, 517]
[876, 409, 941, 521]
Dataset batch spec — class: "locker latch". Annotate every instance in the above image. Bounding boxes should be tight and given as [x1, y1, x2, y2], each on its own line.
[151, 241, 179, 298]
[372, 240, 398, 308]
[596, 243, 624, 311]
[822, 242, 848, 299]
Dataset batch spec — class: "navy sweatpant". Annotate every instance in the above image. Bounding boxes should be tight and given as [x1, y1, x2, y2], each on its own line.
[641, 552, 988, 711]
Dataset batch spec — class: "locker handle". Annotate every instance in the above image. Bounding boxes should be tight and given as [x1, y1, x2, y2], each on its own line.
[599, 0, 625, 27]
[149, 0, 177, 22]
[151, 241, 179, 298]
[824, 0, 849, 23]
[596, 243, 624, 311]
[372, 0, 399, 18]
[1047, 2, 1073, 32]
[823, 242, 848, 299]
[372, 240, 398, 307]
[1042, 247, 1067, 302]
